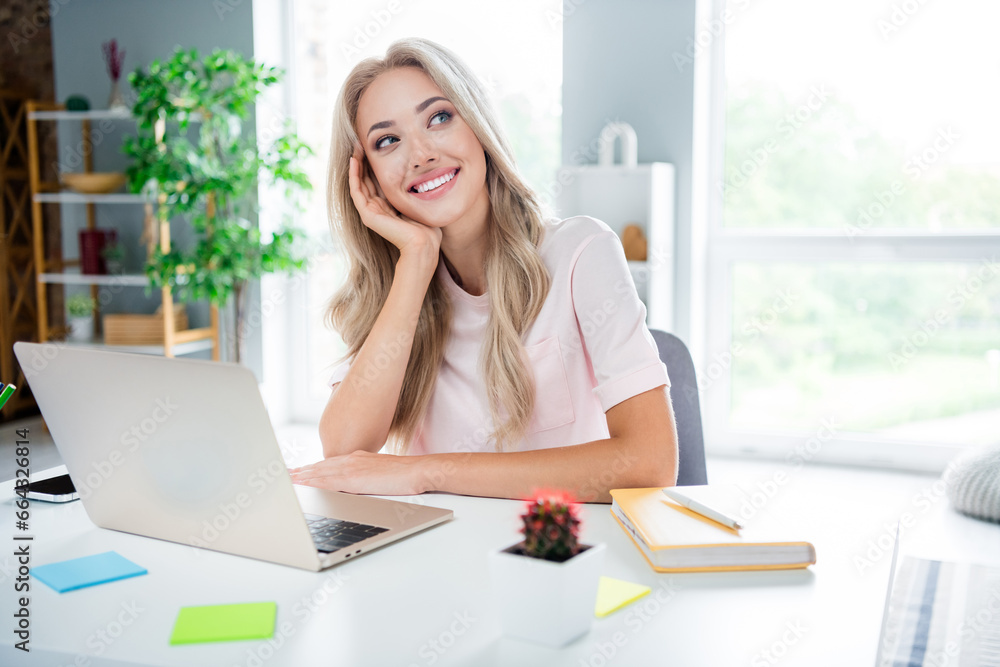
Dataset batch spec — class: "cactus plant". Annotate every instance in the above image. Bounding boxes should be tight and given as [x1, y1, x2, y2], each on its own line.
[518, 489, 582, 562]
[491, 487, 606, 646]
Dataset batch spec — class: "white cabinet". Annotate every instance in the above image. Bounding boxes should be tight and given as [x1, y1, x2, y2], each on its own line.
[554, 162, 674, 332]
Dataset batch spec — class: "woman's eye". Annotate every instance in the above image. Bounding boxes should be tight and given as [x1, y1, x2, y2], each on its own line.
[373, 112, 450, 150]
[430, 110, 452, 126]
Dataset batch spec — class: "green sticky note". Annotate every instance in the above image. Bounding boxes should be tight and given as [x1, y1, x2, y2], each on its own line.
[169, 602, 276, 645]
[594, 576, 651, 618]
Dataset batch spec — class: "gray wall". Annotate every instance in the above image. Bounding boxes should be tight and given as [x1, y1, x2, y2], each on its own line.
[562, 0, 697, 343]
[49, 0, 260, 373]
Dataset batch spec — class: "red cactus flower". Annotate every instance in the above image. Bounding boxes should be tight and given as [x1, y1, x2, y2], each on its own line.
[518, 487, 583, 562]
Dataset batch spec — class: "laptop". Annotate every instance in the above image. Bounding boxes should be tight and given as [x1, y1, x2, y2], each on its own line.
[873, 524, 1000, 666]
[13, 341, 453, 572]
[873, 522, 901, 667]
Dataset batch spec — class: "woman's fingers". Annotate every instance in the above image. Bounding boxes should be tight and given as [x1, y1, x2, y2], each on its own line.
[349, 149, 371, 199]
[351, 155, 383, 216]
[368, 171, 386, 200]
[289, 464, 334, 480]
[361, 172, 375, 202]
[358, 165, 374, 202]
[348, 156, 364, 206]
[364, 170, 385, 207]
[346, 151, 441, 255]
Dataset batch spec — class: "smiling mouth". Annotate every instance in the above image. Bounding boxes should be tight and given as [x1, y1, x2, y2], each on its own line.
[410, 168, 459, 194]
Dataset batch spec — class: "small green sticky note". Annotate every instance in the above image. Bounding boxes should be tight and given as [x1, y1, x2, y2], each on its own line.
[594, 576, 651, 618]
[169, 602, 276, 645]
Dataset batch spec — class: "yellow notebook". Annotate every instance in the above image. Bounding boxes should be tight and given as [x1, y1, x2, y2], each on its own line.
[610, 486, 816, 573]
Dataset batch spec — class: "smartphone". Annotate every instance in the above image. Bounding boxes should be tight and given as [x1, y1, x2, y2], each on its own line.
[25, 473, 79, 503]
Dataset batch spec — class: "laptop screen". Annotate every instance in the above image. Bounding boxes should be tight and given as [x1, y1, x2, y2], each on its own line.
[873, 521, 901, 667]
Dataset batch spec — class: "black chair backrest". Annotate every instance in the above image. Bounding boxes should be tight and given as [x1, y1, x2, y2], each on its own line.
[649, 329, 708, 486]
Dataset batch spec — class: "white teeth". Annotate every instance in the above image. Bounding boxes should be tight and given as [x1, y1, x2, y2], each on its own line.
[415, 170, 456, 193]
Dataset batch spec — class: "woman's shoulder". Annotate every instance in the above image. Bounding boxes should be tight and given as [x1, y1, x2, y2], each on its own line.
[540, 215, 615, 255]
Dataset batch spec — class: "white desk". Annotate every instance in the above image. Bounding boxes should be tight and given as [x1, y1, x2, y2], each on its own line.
[2, 458, 999, 666]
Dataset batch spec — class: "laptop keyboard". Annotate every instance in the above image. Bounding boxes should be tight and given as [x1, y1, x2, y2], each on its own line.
[304, 513, 389, 554]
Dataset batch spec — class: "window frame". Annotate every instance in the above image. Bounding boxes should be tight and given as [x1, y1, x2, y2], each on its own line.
[700, 0, 1000, 472]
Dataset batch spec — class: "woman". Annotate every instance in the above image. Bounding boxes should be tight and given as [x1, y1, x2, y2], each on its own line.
[288, 37, 678, 503]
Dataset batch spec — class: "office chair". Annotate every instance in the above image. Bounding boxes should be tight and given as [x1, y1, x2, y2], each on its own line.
[649, 329, 708, 486]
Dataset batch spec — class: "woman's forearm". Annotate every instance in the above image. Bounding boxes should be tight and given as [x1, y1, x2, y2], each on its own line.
[413, 435, 677, 504]
[319, 249, 438, 458]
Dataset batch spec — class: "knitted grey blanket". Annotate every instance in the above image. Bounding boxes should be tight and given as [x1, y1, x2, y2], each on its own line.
[945, 444, 1000, 523]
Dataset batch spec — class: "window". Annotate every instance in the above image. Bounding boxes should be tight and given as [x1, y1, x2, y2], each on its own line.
[286, 0, 563, 420]
[706, 0, 1000, 469]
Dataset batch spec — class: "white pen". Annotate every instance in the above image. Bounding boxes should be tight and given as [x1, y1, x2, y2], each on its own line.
[662, 488, 744, 530]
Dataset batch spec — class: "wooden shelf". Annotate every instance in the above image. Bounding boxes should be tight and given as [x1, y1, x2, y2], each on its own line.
[38, 272, 150, 286]
[34, 192, 150, 204]
[55, 336, 215, 356]
[28, 108, 203, 122]
[171, 327, 216, 344]
[28, 109, 133, 120]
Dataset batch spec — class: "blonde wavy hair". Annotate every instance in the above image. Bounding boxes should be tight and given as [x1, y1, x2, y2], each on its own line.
[324, 37, 552, 455]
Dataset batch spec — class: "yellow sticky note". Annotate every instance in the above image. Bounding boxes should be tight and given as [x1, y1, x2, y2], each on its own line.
[594, 576, 651, 618]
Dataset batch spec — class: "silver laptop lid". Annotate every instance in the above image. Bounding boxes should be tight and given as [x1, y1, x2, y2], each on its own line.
[14, 342, 323, 571]
[874, 521, 902, 667]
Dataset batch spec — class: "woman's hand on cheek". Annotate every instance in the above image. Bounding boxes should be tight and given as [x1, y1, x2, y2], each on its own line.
[349, 147, 442, 259]
[287, 450, 427, 496]
[348, 150, 441, 256]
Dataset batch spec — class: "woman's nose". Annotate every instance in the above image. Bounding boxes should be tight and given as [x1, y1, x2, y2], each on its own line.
[410, 134, 437, 168]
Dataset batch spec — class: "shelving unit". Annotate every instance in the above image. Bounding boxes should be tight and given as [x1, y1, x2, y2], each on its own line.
[0, 90, 36, 419]
[555, 162, 675, 332]
[25, 104, 220, 359]
[34, 192, 149, 204]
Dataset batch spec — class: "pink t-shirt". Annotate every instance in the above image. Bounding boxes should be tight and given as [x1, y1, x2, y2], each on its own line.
[327, 215, 670, 455]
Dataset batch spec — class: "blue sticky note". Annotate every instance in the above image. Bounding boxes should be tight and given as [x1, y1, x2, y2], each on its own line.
[31, 551, 147, 593]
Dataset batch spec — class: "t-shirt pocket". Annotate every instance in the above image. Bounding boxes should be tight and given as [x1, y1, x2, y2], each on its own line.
[524, 335, 576, 433]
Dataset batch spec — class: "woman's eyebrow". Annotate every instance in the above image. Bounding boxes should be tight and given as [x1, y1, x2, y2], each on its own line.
[366, 96, 450, 137]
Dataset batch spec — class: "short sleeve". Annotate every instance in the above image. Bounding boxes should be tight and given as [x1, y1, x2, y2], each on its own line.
[328, 358, 351, 387]
[571, 230, 670, 412]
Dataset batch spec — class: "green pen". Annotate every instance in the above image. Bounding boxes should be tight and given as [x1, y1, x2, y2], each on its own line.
[0, 383, 15, 411]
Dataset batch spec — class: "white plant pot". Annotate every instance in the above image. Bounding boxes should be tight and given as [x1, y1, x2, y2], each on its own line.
[68, 315, 93, 341]
[489, 541, 606, 648]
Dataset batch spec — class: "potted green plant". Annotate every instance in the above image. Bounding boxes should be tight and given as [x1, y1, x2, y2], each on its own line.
[66, 294, 96, 342]
[489, 489, 606, 647]
[101, 241, 126, 274]
[122, 47, 313, 363]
